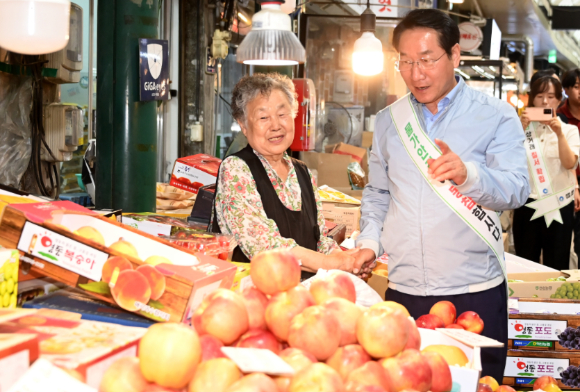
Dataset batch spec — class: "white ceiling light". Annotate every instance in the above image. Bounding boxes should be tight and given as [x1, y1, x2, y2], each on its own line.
[236, 0, 305, 65]
[0, 0, 71, 55]
[352, 5, 383, 76]
[449, 0, 464, 3]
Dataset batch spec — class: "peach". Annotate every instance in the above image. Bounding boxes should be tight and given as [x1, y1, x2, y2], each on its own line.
[456, 311, 484, 334]
[446, 324, 464, 330]
[404, 318, 421, 350]
[101, 256, 133, 283]
[533, 376, 558, 391]
[345, 361, 393, 392]
[429, 301, 456, 327]
[496, 386, 516, 392]
[192, 288, 249, 345]
[322, 298, 363, 346]
[200, 334, 226, 361]
[227, 373, 279, 392]
[275, 348, 318, 392]
[111, 270, 151, 312]
[266, 285, 315, 341]
[479, 376, 499, 391]
[289, 363, 345, 392]
[250, 250, 301, 295]
[478, 384, 494, 392]
[370, 301, 410, 318]
[310, 271, 356, 304]
[136, 265, 166, 300]
[416, 314, 445, 330]
[380, 349, 432, 392]
[99, 357, 148, 392]
[110, 238, 140, 260]
[288, 305, 341, 360]
[421, 345, 468, 367]
[346, 385, 387, 392]
[356, 307, 409, 359]
[326, 345, 371, 380]
[188, 358, 242, 392]
[422, 351, 452, 392]
[75, 226, 105, 246]
[143, 386, 182, 392]
[236, 329, 282, 354]
[241, 286, 269, 330]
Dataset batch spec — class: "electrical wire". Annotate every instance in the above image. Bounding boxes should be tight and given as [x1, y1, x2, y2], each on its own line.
[326, 101, 354, 144]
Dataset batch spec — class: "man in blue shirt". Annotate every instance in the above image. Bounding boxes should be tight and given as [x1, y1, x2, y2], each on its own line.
[355, 9, 530, 380]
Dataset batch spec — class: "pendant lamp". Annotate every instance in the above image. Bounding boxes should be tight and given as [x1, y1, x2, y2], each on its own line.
[0, 0, 71, 55]
[236, 0, 305, 65]
[352, 2, 384, 76]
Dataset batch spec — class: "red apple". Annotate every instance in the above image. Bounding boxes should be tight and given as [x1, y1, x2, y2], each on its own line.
[199, 335, 226, 361]
[346, 385, 387, 392]
[99, 357, 148, 392]
[415, 314, 445, 330]
[446, 324, 465, 330]
[356, 307, 409, 359]
[429, 301, 456, 327]
[310, 270, 356, 304]
[236, 329, 282, 354]
[345, 361, 393, 392]
[380, 349, 432, 392]
[478, 384, 494, 392]
[496, 386, 516, 392]
[422, 351, 452, 392]
[289, 363, 345, 392]
[288, 305, 341, 361]
[326, 345, 371, 380]
[479, 376, 499, 391]
[188, 358, 242, 392]
[456, 311, 484, 334]
[266, 285, 315, 342]
[371, 302, 410, 318]
[226, 373, 279, 392]
[192, 289, 249, 345]
[275, 348, 318, 392]
[250, 250, 301, 295]
[241, 286, 269, 330]
[322, 297, 363, 346]
[533, 376, 558, 391]
[404, 318, 421, 350]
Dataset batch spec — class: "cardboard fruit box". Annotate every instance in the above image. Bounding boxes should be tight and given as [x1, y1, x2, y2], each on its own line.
[0, 201, 236, 324]
[508, 271, 576, 299]
[169, 154, 221, 194]
[0, 332, 39, 391]
[503, 349, 580, 389]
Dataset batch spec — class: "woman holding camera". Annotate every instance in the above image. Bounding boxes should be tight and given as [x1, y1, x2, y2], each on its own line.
[513, 76, 580, 270]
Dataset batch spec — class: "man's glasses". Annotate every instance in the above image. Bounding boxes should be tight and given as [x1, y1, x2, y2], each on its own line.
[395, 52, 447, 72]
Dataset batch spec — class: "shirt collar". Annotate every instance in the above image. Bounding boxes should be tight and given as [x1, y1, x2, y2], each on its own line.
[560, 99, 573, 118]
[411, 75, 464, 112]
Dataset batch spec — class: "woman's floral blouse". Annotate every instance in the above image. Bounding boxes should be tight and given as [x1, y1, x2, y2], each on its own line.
[215, 149, 339, 259]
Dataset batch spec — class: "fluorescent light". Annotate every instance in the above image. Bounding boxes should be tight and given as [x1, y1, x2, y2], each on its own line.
[454, 68, 471, 80]
[449, 0, 464, 3]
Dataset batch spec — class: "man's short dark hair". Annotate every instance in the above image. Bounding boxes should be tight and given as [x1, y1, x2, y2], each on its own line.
[562, 69, 580, 89]
[392, 9, 460, 57]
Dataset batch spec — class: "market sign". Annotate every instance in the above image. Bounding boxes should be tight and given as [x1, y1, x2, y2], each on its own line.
[458, 22, 483, 53]
[139, 38, 170, 101]
[508, 319, 567, 341]
[344, 0, 399, 18]
[504, 357, 568, 379]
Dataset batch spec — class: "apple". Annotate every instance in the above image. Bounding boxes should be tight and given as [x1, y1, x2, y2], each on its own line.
[496, 386, 516, 392]
[192, 288, 249, 345]
[345, 361, 393, 392]
[289, 363, 345, 392]
[310, 270, 356, 304]
[422, 351, 452, 392]
[533, 376, 558, 391]
[288, 305, 341, 360]
[415, 314, 445, 330]
[275, 348, 318, 392]
[266, 285, 315, 342]
[370, 301, 410, 318]
[200, 334, 226, 361]
[456, 311, 484, 334]
[241, 286, 269, 330]
[478, 384, 494, 392]
[380, 349, 432, 392]
[227, 373, 279, 392]
[322, 297, 363, 346]
[404, 318, 421, 350]
[188, 358, 242, 392]
[99, 357, 149, 392]
[250, 250, 301, 295]
[143, 385, 182, 392]
[479, 376, 499, 392]
[421, 345, 469, 367]
[446, 324, 464, 330]
[236, 329, 282, 354]
[346, 385, 387, 392]
[356, 307, 409, 359]
[429, 301, 456, 327]
[326, 344, 371, 380]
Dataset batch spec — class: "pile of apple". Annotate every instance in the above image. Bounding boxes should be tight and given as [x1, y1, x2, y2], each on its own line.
[416, 302, 484, 334]
[478, 375, 562, 392]
[99, 250, 463, 392]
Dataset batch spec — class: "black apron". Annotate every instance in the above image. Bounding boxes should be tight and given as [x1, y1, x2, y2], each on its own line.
[212, 145, 320, 280]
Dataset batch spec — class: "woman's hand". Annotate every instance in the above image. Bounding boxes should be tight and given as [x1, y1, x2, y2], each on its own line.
[329, 248, 363, 274]
[544, 117, 563, 137]
[520, 111, 531, 131]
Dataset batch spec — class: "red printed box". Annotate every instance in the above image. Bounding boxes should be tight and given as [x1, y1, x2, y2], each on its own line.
[170, 154, 221, 194]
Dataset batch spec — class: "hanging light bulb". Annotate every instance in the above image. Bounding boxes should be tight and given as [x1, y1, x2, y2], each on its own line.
[352, 5, 383, 76]
[236, 0, 305, 65]
[0, 0, 71, 55]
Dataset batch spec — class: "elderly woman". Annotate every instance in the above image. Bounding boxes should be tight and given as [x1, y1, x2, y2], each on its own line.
[212, 73, 362, 279]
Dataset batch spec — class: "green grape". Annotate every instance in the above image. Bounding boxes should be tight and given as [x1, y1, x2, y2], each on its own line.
[573, 290, 578, 297]
[555, 295, 563, 299]
[551, 294, 556, 298]
[574, 283, 580, 290]
[2, 292, 9, 307]
[567, 292, 574, 299]
[568, 285, 574, 292]
[6, 279, 14, 294]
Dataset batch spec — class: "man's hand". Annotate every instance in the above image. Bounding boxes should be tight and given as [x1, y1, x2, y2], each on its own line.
[427, 139, 468, 185]
[351, 248, 376, 279]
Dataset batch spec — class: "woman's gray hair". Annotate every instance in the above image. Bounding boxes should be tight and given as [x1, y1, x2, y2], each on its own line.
[231, 73, 298, 126]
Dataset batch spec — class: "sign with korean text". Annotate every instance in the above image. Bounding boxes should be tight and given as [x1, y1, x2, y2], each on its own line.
[344, 0, 399, 18]
[458, 22, 483, 52]
[508, 319, 567, 341]
[16, 222, 109, 282]
[504, 357, 569, 379]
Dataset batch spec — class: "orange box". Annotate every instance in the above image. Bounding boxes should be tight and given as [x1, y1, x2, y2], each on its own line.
[169, 154, 221, 194]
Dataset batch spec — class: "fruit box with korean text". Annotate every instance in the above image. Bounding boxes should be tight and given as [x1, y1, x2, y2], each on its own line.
[503, 349, 580, 389]
[0, 201, 236, 324]
[507, 313, 580, 352]
[0, 312, 146, 389]
[169, 154, 221, 194]
[508, 271, 576, 299]
[0, 332, 39, 391]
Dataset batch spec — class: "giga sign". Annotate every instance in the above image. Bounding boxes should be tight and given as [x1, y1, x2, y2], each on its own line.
[139, 38, 170, 101]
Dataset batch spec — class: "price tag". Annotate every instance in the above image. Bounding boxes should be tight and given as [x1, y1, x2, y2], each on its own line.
[221, 347, 295, 376]
[7, 358, 97, 392]
[17, 222, 109, 282]
[437, 328, 504, 348]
